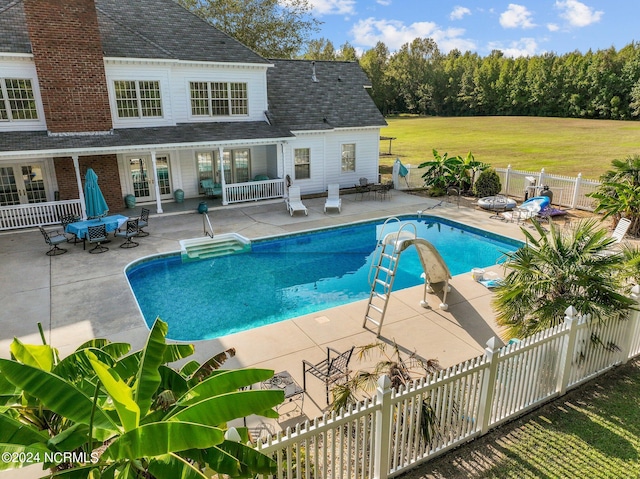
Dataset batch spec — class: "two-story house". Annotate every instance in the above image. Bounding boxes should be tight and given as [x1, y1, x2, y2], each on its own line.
[0, 0, 386, 229]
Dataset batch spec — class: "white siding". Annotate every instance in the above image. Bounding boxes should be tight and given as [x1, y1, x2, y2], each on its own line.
[0, 57, 47, 132]
[285, 128, 381, 194]
[104, 60, 270, 129]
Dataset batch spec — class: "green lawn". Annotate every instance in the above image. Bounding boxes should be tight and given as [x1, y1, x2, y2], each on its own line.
[410, 358, 640, 478]
[379, 116, 640, 180]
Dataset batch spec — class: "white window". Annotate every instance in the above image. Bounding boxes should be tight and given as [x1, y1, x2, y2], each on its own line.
[294, 148, 311, 179]
[341, 144, 356, 172]
[0, 78, 38, 121]
[114, 80, 162, 118]
[190, 81, 248, 117]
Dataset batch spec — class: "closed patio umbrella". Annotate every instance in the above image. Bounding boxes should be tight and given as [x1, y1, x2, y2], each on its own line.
[84, 168, 109, 219]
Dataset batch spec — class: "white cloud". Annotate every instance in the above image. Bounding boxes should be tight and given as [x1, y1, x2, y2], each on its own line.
[547, 23, 559, 32]
[488, 37, 539, 57]
[376, 0, 392, 5]
[499, 4, 535, 29]
[555, 0, 603, 27]
[450, 6, 471, 21]
[308, 0, 356, 16]
[350, 17, 475, 53]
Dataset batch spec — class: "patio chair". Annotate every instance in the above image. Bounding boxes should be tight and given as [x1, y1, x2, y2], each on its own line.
[355, 177, 371, 200]
[59, 213, 81, 245]
[39, 226, 68, 256]
[375, 181, 393, 201]
[611, 217, 631, 244]
[115, 218, 140, 248]
[86, 224, 109, 254]
[324, 184, 342, 213]
[302, 346, 355, 404]
[286, 186, 308, 216]
[200, 179, 222, 197]
[136, 207, 150, 237]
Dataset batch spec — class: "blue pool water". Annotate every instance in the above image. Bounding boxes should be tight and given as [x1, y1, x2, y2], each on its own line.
[126, 216, 521, 341]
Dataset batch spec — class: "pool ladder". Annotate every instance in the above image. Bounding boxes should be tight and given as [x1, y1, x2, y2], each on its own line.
[363, 218, 417, 337]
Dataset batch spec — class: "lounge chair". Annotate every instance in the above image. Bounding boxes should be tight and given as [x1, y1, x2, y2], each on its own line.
[286, 186, 308, 216]
[324, 184, 342, 213]
[611, 217, 631, 244]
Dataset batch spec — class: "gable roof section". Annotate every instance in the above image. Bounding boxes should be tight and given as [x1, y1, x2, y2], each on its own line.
[0, 0, 269, 64]
[266, 59, 386, 131]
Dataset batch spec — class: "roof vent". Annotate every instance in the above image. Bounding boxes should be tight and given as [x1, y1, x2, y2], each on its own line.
[311, 61, 319, 83]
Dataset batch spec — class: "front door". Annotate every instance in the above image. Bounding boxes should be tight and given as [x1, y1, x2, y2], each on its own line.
[127, 155, 172, 202]
[0, 163, 47, 206]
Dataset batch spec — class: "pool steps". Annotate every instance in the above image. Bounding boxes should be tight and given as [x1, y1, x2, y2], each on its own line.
[179, 233, 251, 261]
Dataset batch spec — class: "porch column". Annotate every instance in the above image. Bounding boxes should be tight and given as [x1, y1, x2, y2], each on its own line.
[72, 155, 87, 220]
[218, 146, 228, 205]
[150, 151, 163, 214]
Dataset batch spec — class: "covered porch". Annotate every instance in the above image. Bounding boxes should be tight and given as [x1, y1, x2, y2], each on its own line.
[0, 122, 294, 231]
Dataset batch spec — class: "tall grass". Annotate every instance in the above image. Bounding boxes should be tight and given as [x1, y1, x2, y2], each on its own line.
[379, 116, 640, 180]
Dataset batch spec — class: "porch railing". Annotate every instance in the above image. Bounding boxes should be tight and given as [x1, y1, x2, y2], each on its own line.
[224, 179, 285, 204]
[0, 200, 82, 231]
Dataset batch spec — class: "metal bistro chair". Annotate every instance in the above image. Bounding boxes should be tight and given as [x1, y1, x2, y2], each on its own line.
[86, 224, 109, 254]
[59, 213, 81, 245]
[39, 226, 68, 256]
[302, 346, 355, 405]
[136, 207, 150, 237]
[115, 218, 140, 248]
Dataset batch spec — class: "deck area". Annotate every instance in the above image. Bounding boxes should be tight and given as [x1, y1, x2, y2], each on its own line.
[0, 190, 532, 443]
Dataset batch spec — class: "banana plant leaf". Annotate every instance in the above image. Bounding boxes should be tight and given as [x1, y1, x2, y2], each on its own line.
[102, 422, 224, 460]
[178, 369, 274, 406]
[54, 347, 118, 382]
[0, 443, 51, 471]
[88, 352, 140, 432]
[0, 414, 48, 444]
[158, 365, 189, 400]
[9, 338, 56, 371]
[148, 453, 208, 479]
[0, 359, 118, 433]
[133, 319, 167, 417]
[167, 390, 283, 425]
[214, 439, 278, 475]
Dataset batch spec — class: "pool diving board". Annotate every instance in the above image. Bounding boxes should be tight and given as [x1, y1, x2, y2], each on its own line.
[179, 233, 251, 261]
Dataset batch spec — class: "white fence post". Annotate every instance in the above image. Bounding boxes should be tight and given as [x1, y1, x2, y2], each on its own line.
[504, 164, 511, 196]
[556, 306, 579, 395]
[571, 173, 582, 209]
[538, 168, 546, 189]
[373, 375, 392, 479]
[478, 337, 501, 434]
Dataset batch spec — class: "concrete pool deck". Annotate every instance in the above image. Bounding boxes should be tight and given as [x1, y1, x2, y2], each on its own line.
[0, 190, 530, 444]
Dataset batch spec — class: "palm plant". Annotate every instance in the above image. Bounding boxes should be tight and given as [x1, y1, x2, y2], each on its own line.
[0, 319, 283, 478]
[493, 219, 636, 340]
[330, 342, 441, 444]
[589, 154, 640, 237]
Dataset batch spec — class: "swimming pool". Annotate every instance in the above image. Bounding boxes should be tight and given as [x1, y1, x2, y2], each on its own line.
[126, 216, 521, 341]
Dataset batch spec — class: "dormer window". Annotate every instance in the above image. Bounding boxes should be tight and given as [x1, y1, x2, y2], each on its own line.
[114, 80, 162, 118]
[190, 81, 248, 117]
[0, 78, 38, 121]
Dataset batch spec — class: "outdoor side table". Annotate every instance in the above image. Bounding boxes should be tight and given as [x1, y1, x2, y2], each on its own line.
[261, 371, 304, 413]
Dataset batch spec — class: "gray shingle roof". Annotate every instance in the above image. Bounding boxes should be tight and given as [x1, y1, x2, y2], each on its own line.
[0, 122, 294, 157]
[0, 0, 268, 64]
[266, 59, 386, 131]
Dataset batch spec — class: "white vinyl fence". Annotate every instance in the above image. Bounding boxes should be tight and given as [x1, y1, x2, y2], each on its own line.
[257, 288, 640, 479]
[393, 162, 600, 211]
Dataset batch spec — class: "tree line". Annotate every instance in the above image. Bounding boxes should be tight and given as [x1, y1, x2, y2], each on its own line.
[179, 0, 640, 120]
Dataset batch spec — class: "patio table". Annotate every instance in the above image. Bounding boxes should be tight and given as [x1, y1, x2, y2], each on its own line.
[65, 214, 129, 242]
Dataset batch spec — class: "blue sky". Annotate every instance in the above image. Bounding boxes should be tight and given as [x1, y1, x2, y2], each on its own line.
[306, 0, 637, 57]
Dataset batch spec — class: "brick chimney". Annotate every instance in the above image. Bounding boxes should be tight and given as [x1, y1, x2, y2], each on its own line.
[23, 0, 112, 134]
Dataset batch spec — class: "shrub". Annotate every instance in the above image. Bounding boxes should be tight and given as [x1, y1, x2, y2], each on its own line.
[473, 169, 501, 197]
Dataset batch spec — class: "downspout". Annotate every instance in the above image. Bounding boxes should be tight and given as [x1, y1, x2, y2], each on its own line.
[72, 155, 87, 220]
[150, 151, 163, 214]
